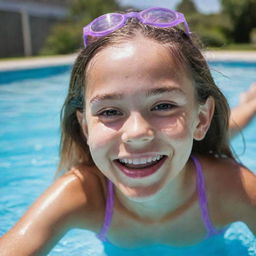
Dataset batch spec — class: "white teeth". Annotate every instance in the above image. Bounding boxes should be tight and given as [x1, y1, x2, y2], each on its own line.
[146, 158, 152, 163]
[118, 155, 164, 165]
[140, 158, 147, 164]
[133, 159, 139, 164]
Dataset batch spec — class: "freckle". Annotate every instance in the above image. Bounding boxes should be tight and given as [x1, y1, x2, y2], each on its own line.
[124, 75, 129, 79]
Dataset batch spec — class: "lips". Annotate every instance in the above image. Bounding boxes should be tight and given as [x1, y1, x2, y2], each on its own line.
[114, 155, 167, 178]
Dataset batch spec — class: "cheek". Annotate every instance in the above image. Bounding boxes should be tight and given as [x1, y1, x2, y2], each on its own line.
[156, 111, 196, 140]
[86, 123, 114, 170]
[87, 121, 117, 149]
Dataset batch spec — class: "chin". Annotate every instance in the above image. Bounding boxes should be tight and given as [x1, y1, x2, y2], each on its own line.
[117, 179, 166, 202]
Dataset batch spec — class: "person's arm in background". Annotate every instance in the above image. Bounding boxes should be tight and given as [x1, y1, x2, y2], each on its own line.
[229, 83, 256, 137]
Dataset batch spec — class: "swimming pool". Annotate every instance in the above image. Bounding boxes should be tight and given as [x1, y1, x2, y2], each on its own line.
[0, 61, 255, 255]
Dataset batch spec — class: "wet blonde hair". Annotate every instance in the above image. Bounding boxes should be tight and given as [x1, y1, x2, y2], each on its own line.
[57, 17, 234, 177]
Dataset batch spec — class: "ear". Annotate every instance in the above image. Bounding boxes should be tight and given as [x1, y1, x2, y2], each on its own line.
[76, 110, 88, 139]
[193, 96, 215, 141]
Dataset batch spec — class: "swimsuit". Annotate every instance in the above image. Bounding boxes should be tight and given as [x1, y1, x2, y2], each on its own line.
[97, 155, 220, 242]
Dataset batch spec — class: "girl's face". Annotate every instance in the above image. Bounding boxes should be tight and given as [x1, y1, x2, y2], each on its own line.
[78, 35, 213, 200]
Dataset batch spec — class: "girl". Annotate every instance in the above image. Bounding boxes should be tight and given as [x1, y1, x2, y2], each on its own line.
[0, 7, 255, 256]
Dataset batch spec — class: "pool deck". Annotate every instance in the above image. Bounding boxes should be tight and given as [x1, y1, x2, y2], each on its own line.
[0, 51, 256, 71]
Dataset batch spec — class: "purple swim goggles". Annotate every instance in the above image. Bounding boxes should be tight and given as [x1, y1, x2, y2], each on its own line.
[83, 7, 191, 47]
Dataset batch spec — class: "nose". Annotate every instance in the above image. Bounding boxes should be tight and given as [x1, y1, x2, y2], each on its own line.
[121, 112, 155, 145]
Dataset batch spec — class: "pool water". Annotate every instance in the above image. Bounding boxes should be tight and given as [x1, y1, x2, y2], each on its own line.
[0, 62, 255, 255]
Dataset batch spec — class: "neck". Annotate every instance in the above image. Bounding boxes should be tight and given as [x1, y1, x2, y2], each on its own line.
[115, 159, 197, 223]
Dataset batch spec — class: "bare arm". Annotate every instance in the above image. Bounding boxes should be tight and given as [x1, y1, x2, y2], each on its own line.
[239, 167, 256, 235]
[0, 172, 91, 256]
[229, 104, 256, 137]
[221, 164, 256, 235]
[229, 83, 256, 137]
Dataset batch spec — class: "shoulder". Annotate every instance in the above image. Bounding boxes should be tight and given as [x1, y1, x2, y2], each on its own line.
[0, 164, 106, 256]
[54, 164, 106, 227]
[224, 163, 256, 234]
[23, 163, 106, 229]
[201, 156, 256, 233]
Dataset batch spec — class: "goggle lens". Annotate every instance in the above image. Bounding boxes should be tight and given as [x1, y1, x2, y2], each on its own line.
[91, 14, 123, 32]
[141, 9, 176, 25]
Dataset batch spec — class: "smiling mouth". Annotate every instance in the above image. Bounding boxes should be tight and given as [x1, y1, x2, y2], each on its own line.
[114, 155, 167, 178]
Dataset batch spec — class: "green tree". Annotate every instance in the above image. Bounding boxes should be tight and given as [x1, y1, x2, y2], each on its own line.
[175, 0, 229, 47]
[176, 0, 198, 15]
[70, 0, 119, 23]
[221, 0, 256, 43]
[42, 0, 120, 55]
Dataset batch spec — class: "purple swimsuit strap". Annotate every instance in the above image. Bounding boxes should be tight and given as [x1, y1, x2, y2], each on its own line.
[96, 179, 114, 242]
[190, 155, 219, 237]
[97, 155, 218, 241]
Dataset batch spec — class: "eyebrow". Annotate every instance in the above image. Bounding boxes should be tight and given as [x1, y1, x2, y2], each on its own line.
[89, 86, 185, 104]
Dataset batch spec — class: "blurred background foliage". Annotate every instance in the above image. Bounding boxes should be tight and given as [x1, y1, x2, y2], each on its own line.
[221, 0, 256, 43]
[41, 0, 120, 54]
[176, 0, 231, 47]
[41, 0, 256, 55]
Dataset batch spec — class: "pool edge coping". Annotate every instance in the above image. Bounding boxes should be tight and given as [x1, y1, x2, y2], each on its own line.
[0, 51, 256, 71]
[0, 54, 76, 71]
[204, 51, 256, 63]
